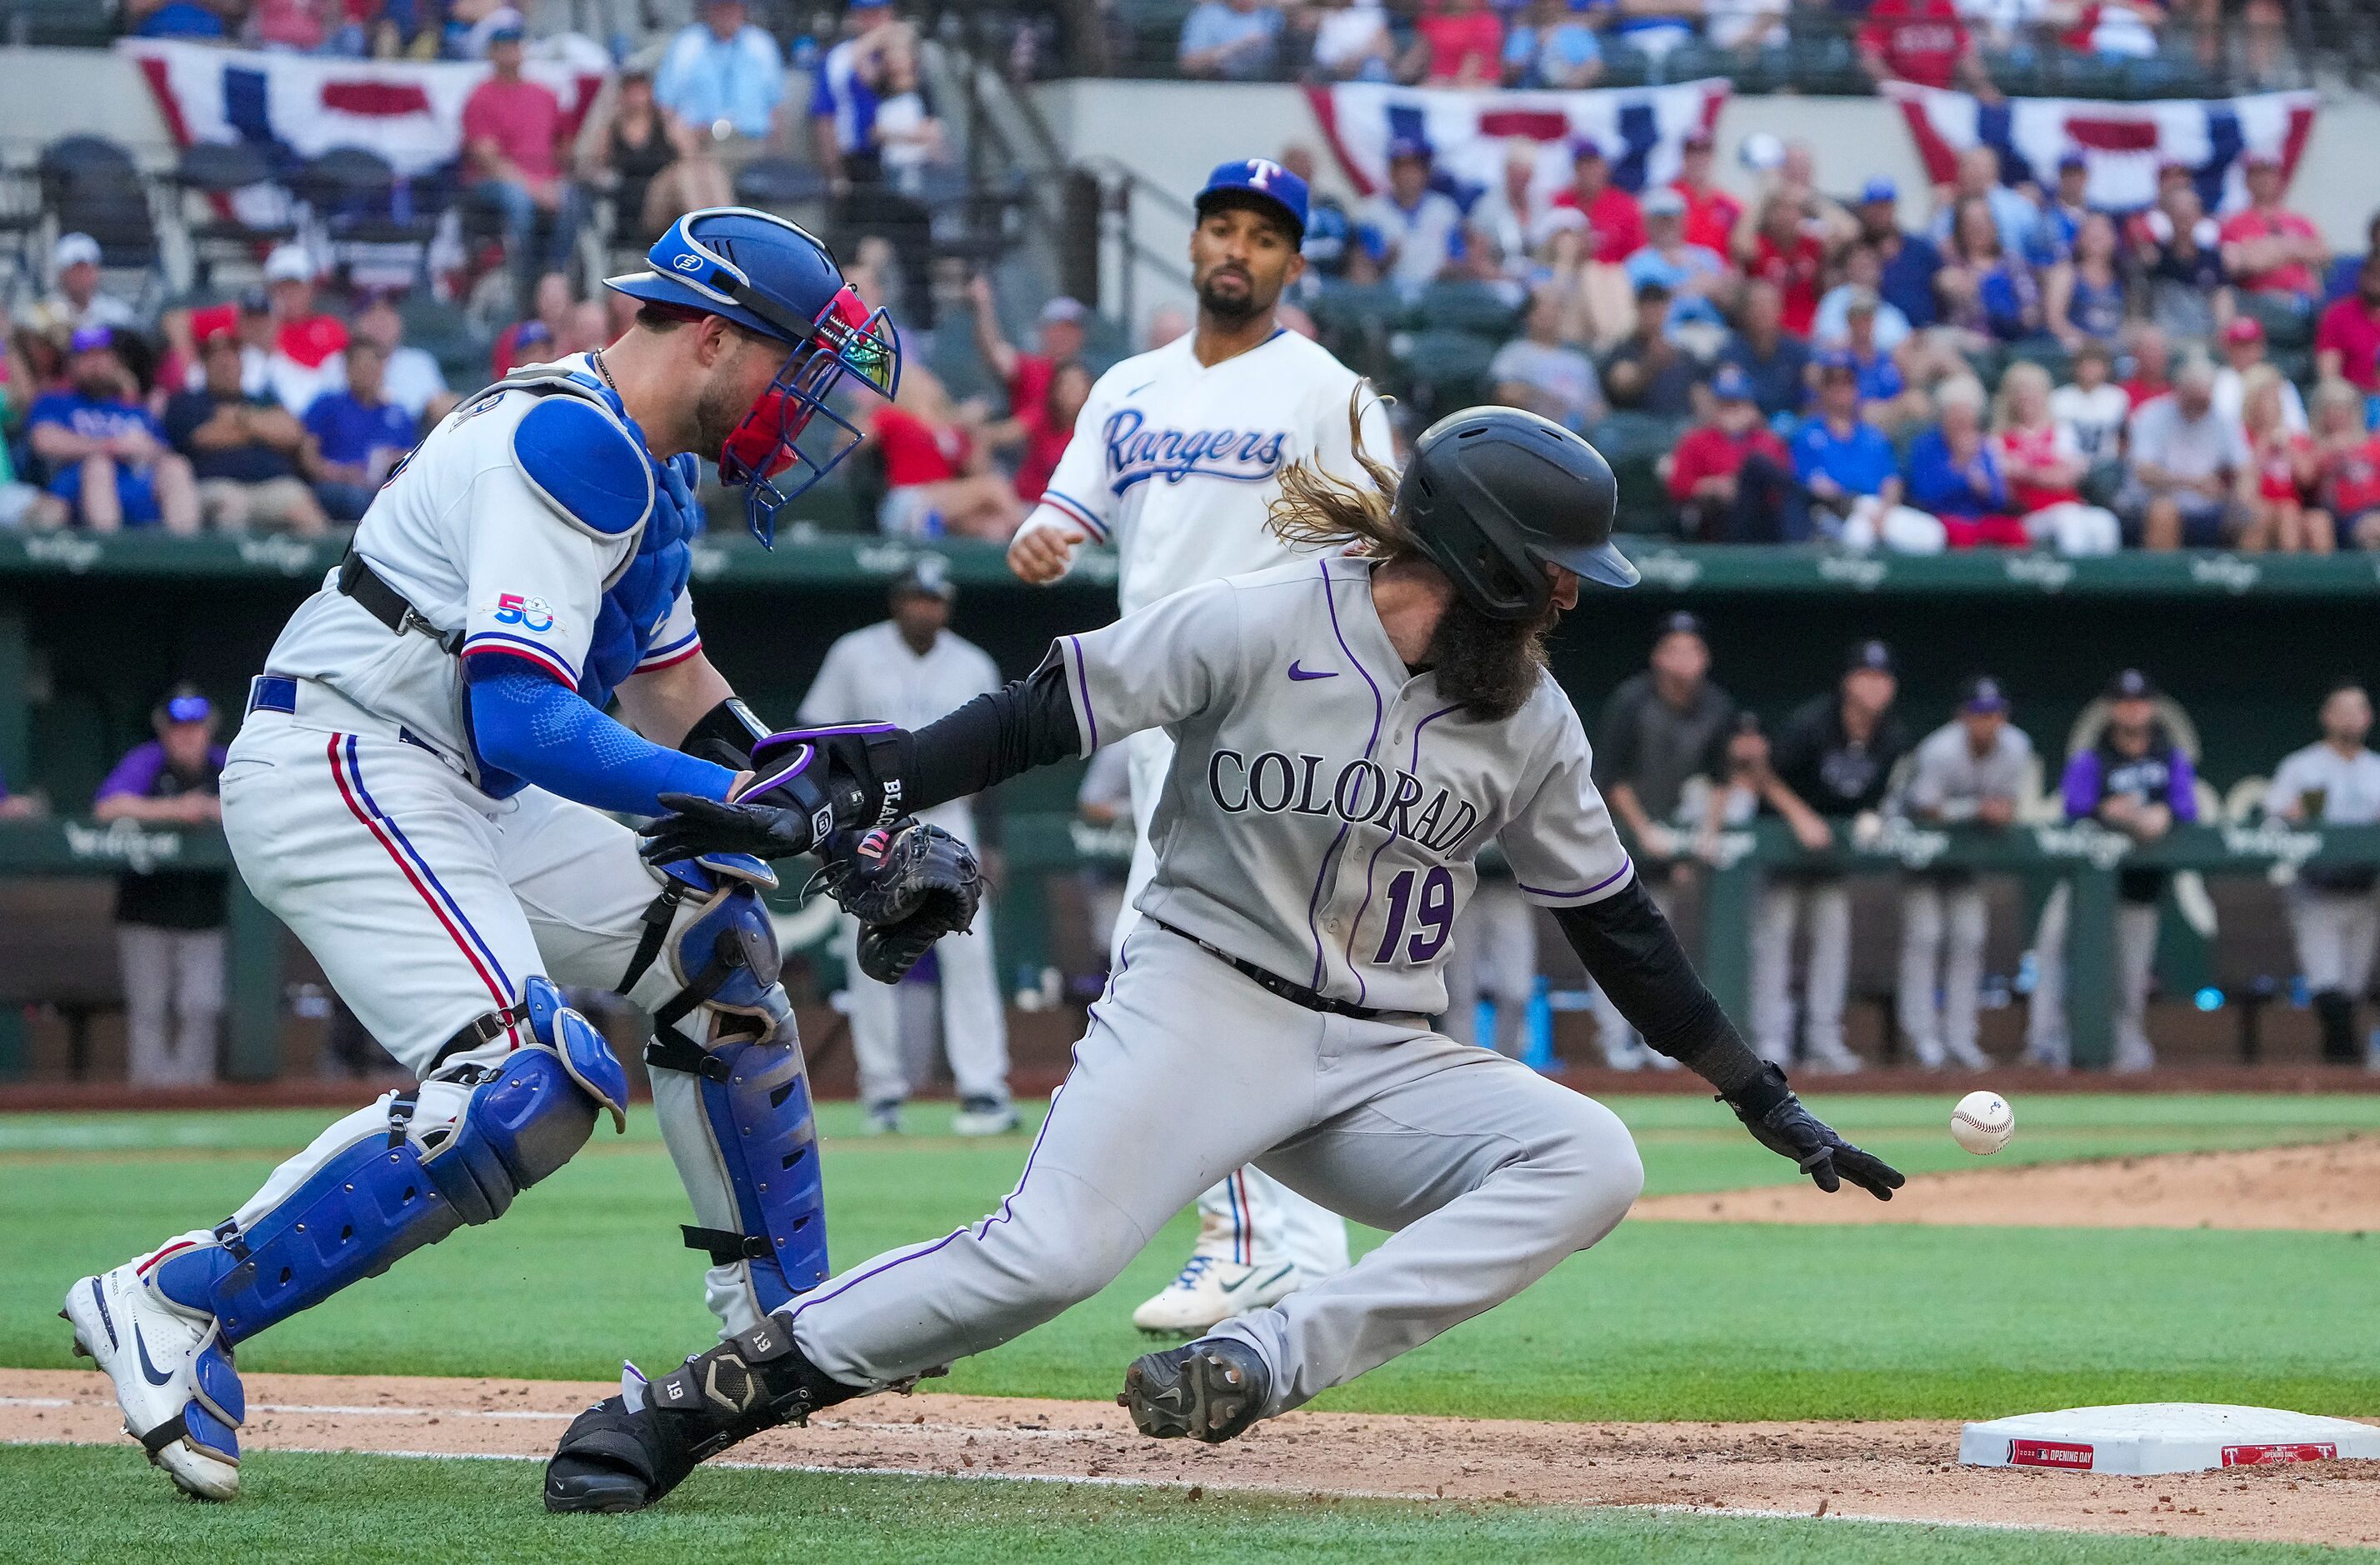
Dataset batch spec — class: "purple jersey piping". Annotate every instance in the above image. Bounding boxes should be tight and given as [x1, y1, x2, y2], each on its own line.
[1065, 636, 1098, 750]
[1305, 559, 1383, 991]
[1340, 702, 1464, 1002]
[1517, 856, 1636, 901]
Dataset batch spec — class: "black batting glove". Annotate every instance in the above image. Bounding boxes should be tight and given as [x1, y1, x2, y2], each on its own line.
[1721, 1063, 1904, 1200]
[638, 745, 838, 864]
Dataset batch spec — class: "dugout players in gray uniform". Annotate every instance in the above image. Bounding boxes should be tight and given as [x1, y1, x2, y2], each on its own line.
[1744, 641, 1909, 1073]
[542, 408, 1902, 1511]
[2267, 680, 2380, 1066]
[1892, 677, 2032, 1070]
[1588, 611, 1736, 1068]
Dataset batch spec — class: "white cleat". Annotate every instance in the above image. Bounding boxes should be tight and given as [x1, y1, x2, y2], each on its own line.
[1945, 1040, 1992, 1072]
[62, 1262, 242, 1501]
[1131, 1254, 1304, 1336]
[950, 1097, 1022, 1137]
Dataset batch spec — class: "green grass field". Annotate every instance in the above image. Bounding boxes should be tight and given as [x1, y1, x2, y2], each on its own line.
[8, 1093, 2379, 1560]
[0, 1445, 2355, 1565]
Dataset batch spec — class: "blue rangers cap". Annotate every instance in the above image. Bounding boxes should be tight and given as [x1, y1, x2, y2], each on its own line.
[1195, 158, 1309, 244]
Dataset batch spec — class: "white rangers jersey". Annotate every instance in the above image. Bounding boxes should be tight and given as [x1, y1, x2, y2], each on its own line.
[1032, 328, 1392, 614]
[260, 352, 698, 773]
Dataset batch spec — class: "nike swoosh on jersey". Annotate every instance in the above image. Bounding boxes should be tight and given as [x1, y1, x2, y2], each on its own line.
[134, 1327, 176, 1386]
[1288, 662, 1337, 682]
[1221, 1263, 1295, 1294]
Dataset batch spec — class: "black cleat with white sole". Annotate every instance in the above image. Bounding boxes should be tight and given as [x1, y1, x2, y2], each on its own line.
[544, 1312, 858, 1513]
[1118, 1338, 1270, 1445]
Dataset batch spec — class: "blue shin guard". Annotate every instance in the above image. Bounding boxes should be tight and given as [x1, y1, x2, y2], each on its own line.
[153, 977, 627, 1343]
[642, 862, 829, 1315]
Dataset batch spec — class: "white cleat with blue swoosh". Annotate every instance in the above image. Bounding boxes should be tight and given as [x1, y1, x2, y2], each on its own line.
[62, 1259, 242, 1500]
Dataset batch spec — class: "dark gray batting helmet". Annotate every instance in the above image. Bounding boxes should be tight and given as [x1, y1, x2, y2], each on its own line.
[1397, 406, 1637, 622]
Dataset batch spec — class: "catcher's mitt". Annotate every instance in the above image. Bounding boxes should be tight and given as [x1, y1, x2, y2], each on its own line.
[812, 819, 982, 984]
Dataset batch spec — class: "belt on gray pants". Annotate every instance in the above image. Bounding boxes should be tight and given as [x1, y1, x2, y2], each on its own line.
[1148, 918, 1389, 1022]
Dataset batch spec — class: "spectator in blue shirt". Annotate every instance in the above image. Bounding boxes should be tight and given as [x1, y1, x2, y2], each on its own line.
[27, 328, 200, 534]
[303, 338, 420, 523]
[1623, 188, 1733, 344]
[1855, 178, 1942, 332]
[661, 0, 787, 157]
[1793, 351, 1930, 547]
[1179, 0, 1285, 79]
[1718, 278, 1811, 423]
[1506, 0, 1606, 88]
[1904, 375, 2024, 548]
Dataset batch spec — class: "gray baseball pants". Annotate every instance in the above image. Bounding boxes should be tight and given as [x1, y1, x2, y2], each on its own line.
[2288, 888, 2380, 996]
[784, 920, 1643, 1415]
[1441, 878, 1538, 1058]
[1750, 877, 1852, 1065]
[1898, 878, 1988, 1067]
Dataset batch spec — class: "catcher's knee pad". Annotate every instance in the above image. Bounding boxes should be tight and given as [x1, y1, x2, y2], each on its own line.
[638, 860, 828, 1315]
[154, 977, 628, 1343]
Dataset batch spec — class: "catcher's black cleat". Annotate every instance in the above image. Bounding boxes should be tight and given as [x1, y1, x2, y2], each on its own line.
[545, 1312, 858, 1513]
[1118, 1338, 1270, 1445]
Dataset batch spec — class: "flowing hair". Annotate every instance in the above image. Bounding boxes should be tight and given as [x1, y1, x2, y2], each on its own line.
[1265, 386, 1413, 559]
[1267, 386, 1551, 722]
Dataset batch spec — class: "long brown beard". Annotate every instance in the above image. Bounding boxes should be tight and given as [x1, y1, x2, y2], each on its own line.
[1423, 596, 1556, 721]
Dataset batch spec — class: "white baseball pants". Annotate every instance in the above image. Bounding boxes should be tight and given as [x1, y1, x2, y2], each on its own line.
[1114, 728, 1350, 1279]
[2027, 885, 2160, 1068]
[198, 694, 792, 1335]
[784, 921, 1642, 1412]
[843, 901, 1012, 1108]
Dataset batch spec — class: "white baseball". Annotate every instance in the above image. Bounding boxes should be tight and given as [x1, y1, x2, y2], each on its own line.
[1950, 1091, 2013, 1155]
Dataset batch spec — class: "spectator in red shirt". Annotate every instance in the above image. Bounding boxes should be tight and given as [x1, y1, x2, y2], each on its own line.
[869, 367, 1026, 540]
[1739, 192, 1827, 338]
[2218, 154, 2325, 306]
[1668, 364, 1794, 541]
[966, 278, 1088, 423]
[1671, 129, 1742, 256]
[492, 271, 578, 378]
[2316, 257, 2380, 395]
[1403, 0, 1505, 85]
[188, 252, 351, 416]
[1549, 138, 1645, 264]
[1858, 0, 1995, 94]
[462, 22, 586, 308]
[1005, 358, 1092, 506]
[2122, 321, 2174, 409]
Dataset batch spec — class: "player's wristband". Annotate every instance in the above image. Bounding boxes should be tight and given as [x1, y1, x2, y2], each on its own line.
[682, 697, 773, 768]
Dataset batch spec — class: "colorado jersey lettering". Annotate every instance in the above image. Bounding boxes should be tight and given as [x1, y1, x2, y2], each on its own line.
[1038, 328, 1391, 615]
[1049, 556, 1633, 1015]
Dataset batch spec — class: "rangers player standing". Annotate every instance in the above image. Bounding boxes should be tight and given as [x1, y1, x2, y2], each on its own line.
[1007, 157, 1390, 1334]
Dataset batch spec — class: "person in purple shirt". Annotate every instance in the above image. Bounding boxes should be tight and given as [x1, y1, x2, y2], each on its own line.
[2028, 668, 2199, 1073]
[92, 684, 228, 1087]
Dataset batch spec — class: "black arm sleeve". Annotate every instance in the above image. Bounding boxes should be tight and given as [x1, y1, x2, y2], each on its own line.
[901, 657, 1088, 815]
[1550, 881, 1768, 1097]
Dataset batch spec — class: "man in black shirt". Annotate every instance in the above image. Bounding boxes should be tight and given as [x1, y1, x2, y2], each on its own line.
[1742, 639, 1909, 1072]
[1591, 611, 1737, 1067]
[162, 332, 328, 538]
[92, 685, 228, 1086]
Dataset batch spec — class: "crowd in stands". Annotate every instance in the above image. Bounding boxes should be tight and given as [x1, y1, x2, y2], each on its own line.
[1181, 0, 2285, 90]
[1278, 123, 2380, 552]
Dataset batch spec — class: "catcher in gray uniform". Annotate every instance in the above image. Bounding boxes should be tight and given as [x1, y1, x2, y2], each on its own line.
[543, 405, 1902, 1512]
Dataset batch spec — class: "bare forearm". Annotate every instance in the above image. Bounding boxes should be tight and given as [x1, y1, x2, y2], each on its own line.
[616, 650, 736, 748]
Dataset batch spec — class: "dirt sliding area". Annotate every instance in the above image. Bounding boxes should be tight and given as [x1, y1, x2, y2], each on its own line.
[9, 1141, 2380, 1548]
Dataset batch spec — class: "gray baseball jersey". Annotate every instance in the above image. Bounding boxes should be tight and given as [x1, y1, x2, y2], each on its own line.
[1898, 721, 2035, 822]
[1049, 555, 1635, 1015]
[2268, 742, 2380, 826]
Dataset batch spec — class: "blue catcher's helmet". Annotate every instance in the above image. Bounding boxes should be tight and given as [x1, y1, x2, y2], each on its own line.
[604, 207, 900, 545]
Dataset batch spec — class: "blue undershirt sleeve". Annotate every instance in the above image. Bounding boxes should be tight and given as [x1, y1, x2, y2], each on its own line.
[466, 656, 738, 817]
